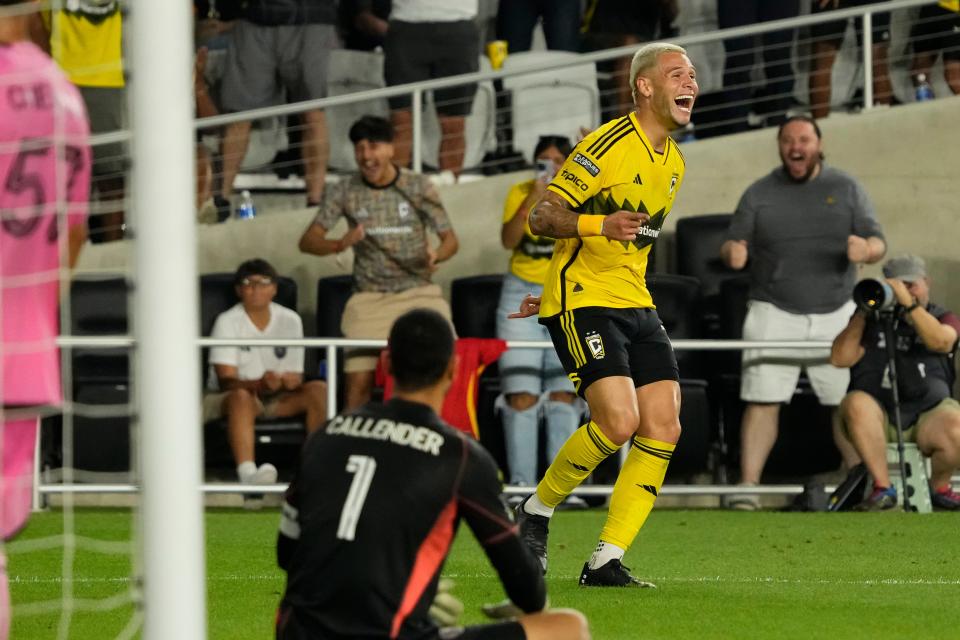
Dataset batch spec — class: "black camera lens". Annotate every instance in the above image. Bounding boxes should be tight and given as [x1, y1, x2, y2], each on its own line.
[853, 278, 895, 312]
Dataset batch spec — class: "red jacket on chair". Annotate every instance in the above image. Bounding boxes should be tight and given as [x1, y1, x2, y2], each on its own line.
[377, 338, 507, 438]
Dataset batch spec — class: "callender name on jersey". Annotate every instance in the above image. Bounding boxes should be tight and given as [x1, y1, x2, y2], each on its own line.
[276, 398, 545, 640]
[540, 111, 685, 318]
[0, 42, 90, 407]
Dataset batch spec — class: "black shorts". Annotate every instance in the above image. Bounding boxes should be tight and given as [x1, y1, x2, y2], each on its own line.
[384, 20, 479, 116]
[810, 0, 890, 45]
[912, 4, 960, 61]
[439, 621, 525, 640]
[542, 306, 678, 399]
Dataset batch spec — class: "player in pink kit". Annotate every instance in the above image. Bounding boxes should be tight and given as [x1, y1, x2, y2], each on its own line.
[0, 2, 91, 636]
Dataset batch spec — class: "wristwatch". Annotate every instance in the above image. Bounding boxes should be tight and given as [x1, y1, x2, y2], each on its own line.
[904, 302, 920, 313]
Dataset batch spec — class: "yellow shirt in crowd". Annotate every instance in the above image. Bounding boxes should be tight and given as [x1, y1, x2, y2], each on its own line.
[45, 1, 124, 88]
[502, 180, 558, 285]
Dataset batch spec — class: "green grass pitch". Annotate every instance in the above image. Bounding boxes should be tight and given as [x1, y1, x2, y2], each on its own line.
[7, 508, 960, 639]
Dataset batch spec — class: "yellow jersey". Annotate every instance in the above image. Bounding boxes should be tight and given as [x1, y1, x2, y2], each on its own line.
[540, 111, 685, 318]
[46, 2, 124, 88]
[502, 180, 557, 285]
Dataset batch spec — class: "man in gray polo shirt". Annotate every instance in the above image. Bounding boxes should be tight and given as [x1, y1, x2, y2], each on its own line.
[720, 115, 886, 509]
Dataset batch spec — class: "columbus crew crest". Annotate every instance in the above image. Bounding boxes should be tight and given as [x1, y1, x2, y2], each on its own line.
[585, 331, 605, 360]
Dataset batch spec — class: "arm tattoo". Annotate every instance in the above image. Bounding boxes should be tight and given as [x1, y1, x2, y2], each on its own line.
[529, 193, 581, 239]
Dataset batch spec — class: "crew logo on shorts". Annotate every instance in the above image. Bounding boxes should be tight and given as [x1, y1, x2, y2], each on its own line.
[585, 331, 605, 360]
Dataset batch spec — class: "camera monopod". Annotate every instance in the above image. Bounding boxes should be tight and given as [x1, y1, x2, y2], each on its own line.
[879, 310, 914, 512]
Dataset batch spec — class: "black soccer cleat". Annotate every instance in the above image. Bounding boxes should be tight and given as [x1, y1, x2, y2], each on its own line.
[515, 495, 550, 575]
[579, 559, 656, 588]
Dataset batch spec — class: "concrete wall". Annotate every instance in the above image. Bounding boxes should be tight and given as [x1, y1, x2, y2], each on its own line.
[76, 95, 960, 329]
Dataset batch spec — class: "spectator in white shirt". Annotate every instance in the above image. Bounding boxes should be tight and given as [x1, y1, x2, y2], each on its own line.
[204, 259, 327, 485]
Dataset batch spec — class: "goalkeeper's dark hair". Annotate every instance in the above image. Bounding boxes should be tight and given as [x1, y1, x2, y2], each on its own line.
[388, 309, 454, 392]
[233, 258, 278, 287]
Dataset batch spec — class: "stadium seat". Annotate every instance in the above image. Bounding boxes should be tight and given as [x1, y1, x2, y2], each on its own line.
[719, 375, 840, 480]
[199, 273, 306, 472]
[647, 273, 703, 379]
[450, 274, 504, 339]
[70, 275, 130, 386]
[667, 379, 712, 479]
[67, 276, 133, 476]
[645, 274, 714, 479]
[502, 51, 600, 161]
[674, 213, 739, 337]
[72, 383, 132, 475]
[314, 274, 355, 338]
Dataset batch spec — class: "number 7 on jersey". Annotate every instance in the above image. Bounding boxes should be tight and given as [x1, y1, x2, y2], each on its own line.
[336, 455, 377, 541]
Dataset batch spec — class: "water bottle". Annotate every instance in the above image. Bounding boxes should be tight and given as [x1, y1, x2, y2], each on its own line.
[236, 190, 257, 220]
[914, 74, 934, 102]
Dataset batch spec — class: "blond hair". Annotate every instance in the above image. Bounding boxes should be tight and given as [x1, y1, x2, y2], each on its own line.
[629, 42, 688, 104]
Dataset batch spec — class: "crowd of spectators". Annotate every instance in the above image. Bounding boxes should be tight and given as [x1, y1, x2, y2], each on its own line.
[11, 0, 960, 508]
[19, 1, 960, 237]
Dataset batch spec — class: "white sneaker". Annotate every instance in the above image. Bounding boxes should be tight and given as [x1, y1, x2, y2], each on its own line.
[240, 462, 278, 485]
[725, 483, 760, 511]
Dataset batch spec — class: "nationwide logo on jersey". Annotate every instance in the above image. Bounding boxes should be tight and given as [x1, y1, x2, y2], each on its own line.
[585, 331, 604, 359]
[572, 153, 601, 177]
[633, 174, 643, 185]
[669, 173, 679, 195]
[580, 194, 666, 251]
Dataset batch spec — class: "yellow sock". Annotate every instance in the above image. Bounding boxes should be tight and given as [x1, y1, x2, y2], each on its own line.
[535, 420, 619, 508]
[599, 435, 675, 550]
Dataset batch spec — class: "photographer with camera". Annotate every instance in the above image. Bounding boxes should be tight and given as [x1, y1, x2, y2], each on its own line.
[831, 255, 960, 511]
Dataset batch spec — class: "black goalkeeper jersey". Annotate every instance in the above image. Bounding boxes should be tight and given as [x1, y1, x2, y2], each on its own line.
[276, 398, 546, 640]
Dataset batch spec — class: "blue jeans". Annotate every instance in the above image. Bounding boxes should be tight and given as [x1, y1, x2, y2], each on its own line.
[496, 273, 580, 485]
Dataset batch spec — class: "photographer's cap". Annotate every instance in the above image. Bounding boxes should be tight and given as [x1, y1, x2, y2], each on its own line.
[882, 254, 926, 282]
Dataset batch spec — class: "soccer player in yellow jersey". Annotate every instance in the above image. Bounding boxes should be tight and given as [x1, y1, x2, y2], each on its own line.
[510, 42, 697, 587]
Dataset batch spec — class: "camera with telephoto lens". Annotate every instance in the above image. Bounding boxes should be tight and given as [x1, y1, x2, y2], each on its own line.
[853, 278, 896, 313]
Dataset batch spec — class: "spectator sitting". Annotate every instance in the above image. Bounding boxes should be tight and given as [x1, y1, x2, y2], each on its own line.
[298, 115, 459, 409]
[830, 255, 960, 511]
[809, 0, 894, 118]
[338, 0, 391, 51]
[720, 115, 886, 510]
[909, 2, 960, 98]
[496, 135, 583, 502]
[384, 0, 480, 174]
[204, 259, 328, 486]
[219, 0, 337, 208]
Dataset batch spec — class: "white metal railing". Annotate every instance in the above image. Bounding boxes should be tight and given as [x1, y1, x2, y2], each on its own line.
[40, 335, 846, 500]
[89, 0, 939, 170]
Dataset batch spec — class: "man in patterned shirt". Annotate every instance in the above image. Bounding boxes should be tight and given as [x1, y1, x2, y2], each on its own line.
[299, 116, 459, 409]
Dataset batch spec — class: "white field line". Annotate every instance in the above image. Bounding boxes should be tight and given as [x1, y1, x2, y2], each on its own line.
[11, 572, 960, 589]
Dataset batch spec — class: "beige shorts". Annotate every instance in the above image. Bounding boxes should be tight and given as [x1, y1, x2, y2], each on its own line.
[883, 398, 960, 444]
[340, 284, 453, 373]
[740, 300, 855, 406]
[201, 390, 282, 423]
